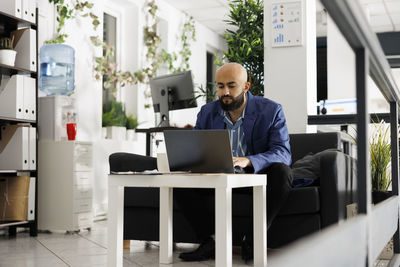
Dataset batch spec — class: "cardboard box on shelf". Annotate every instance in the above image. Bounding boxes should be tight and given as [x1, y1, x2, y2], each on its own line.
[0, 176, 30, 221]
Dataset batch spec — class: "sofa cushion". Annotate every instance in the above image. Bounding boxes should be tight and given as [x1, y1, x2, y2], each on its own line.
[268, 213, 321, 248]
[279, 187, 320, 215]
[291, 148, 341, 180]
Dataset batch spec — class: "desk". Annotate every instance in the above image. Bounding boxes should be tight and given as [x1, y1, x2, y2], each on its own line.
[108, 173, 267, 267]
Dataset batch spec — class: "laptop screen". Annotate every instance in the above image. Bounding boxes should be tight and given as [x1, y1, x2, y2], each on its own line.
[164, 130, 235, 173]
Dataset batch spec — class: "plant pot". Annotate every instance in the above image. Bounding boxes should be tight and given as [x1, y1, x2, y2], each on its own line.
[0, 49, 17, 66]
[106, 126, 126, 140]
[102, 127, 107, 139]
[126, 129, 136, 141]
[372, 191, 392, 205]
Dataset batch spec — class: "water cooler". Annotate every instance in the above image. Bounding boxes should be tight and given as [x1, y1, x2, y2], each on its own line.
[38, 95, 77, 141]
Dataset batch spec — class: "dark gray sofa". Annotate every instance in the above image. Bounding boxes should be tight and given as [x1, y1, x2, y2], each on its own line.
[109, 132, 357, 248]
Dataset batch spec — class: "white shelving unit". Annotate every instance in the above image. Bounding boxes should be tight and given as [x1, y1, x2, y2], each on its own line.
[0, 6, 38, 236]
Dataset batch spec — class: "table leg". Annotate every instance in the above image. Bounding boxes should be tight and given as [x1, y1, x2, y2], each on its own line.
[215, 187, 232, 267]
[253, 185, 267, 267]
[108, 185, 124, 267]
[160, 187, 173, 264]
[146, 132, 152, 156]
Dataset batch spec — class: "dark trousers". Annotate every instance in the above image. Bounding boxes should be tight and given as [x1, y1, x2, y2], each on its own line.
[174, 163, 293, 242]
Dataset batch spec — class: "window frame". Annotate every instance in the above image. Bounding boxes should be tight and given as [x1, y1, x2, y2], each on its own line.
[103, 1, 123, 102]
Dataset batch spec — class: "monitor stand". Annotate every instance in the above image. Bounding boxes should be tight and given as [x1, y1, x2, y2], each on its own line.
[158, 87, 170, 127]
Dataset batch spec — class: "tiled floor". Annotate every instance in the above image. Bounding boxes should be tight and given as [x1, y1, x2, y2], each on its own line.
[0, 220, 251, 267]
[0, 220, 392, 266]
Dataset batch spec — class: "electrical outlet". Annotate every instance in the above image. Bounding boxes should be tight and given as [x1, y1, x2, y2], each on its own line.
[346, 203, 358, 218]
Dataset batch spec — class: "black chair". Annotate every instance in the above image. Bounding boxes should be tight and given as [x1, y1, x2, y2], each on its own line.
[268, 132, 357, 247]
[109, 132, 357, 247]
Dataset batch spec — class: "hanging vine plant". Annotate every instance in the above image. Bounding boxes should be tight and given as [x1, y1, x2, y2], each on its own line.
[45, 0, 196, 105]
[161, 16, 196, 74]
[141, 1, 196, 107]
[46, 0, 100, 44]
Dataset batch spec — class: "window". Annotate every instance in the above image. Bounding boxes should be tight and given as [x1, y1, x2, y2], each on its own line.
[206, 51, 217, 103]
[103, 12, 118, 103]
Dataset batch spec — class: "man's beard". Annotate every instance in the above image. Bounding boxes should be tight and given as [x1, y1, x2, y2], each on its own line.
[219, 91, 245, 111]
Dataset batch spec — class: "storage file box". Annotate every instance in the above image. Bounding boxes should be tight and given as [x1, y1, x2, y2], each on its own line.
[11, 28, 37, 72]
[0, 75, 24, 119]
[0, 75, 36, 120]
[0, 0, 22, 19]
[23, 76, 36, 120]
[0, 125, 29, 170]
[27, 177, 35, 220]
[22, 0, 36, 24]
[29, 127, 36, 170]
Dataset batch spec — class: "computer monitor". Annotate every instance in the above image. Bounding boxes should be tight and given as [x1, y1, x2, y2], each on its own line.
[149, 71, 197, 127]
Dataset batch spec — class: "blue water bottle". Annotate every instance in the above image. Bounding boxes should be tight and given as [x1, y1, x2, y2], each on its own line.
[39, 44, 75, 95]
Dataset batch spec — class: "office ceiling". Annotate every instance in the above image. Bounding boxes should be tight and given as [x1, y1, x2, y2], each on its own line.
[163, 0, 400, 35]
[359, 0, 400, 32]
[162, 0, 234, 35]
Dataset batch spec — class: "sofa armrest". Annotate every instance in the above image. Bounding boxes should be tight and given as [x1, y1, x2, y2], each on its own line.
[109, 153, 157, 172]
[319, 150, 356, 228]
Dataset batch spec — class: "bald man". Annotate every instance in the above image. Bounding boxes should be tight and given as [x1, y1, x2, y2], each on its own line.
[176, 62, 292, 262]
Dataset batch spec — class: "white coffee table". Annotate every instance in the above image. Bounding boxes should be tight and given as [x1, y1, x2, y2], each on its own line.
[107, 173, 267, 267]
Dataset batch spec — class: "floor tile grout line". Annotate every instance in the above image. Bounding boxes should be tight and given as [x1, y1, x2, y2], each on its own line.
[124, 256, 145, 267]
[76, 232, 145, 265]
[34, 237, 72, 266]
[76, 232, 107, 250]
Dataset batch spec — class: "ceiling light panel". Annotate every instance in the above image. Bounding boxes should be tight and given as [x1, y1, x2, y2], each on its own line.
[367, 3, 387, 15]
[369, 14, 393, 25]
[358, 0, 383, 4]
[385, 1, 400, 13]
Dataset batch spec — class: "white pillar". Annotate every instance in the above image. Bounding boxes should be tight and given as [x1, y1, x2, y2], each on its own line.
[327, 15, 356, 100]
[264, 0, 317, 133]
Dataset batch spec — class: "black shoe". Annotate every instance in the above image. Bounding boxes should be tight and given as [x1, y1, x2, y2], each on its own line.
[179, 237, 215, 261]
[241, 235, 253, 263]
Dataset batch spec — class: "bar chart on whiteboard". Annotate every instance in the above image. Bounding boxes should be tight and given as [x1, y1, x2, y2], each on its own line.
[271, 2, 303, 47]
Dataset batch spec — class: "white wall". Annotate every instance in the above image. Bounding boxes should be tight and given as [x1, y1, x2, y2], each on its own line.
[264, 0, 317, 133]
[327, 15, 356, 100]
[38, 0, 103, 142]
[326, 15, 391, 114]
[37, 0, 226, 216]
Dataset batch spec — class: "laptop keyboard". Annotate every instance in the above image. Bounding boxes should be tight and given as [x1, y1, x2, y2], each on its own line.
[234, 166, 246, 174]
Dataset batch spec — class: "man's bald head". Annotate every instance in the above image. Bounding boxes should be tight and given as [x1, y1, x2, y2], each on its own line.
[216, 62, 248, 85]
[215, 62, 250, 112]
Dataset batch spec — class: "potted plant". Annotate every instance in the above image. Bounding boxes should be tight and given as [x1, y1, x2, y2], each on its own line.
[215, 0, 264, 96]
[193, 83, 217, 104]
[126, 115, 139, 141]
[370, 121, 392, 204]
[102, 100, 127, 140]
[0, 36, 16, 66]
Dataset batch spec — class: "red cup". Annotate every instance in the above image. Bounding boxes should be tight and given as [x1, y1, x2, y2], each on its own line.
[66, 123, 77, 141]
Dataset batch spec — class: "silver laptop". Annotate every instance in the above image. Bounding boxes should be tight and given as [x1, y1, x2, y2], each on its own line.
[163, 130, 235, 173]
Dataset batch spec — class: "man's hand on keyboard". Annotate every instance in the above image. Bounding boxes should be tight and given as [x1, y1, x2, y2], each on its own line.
[233, 157, 252, 168]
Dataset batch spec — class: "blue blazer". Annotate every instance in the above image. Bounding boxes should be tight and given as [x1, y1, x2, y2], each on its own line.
[194, 92, 292, 173]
